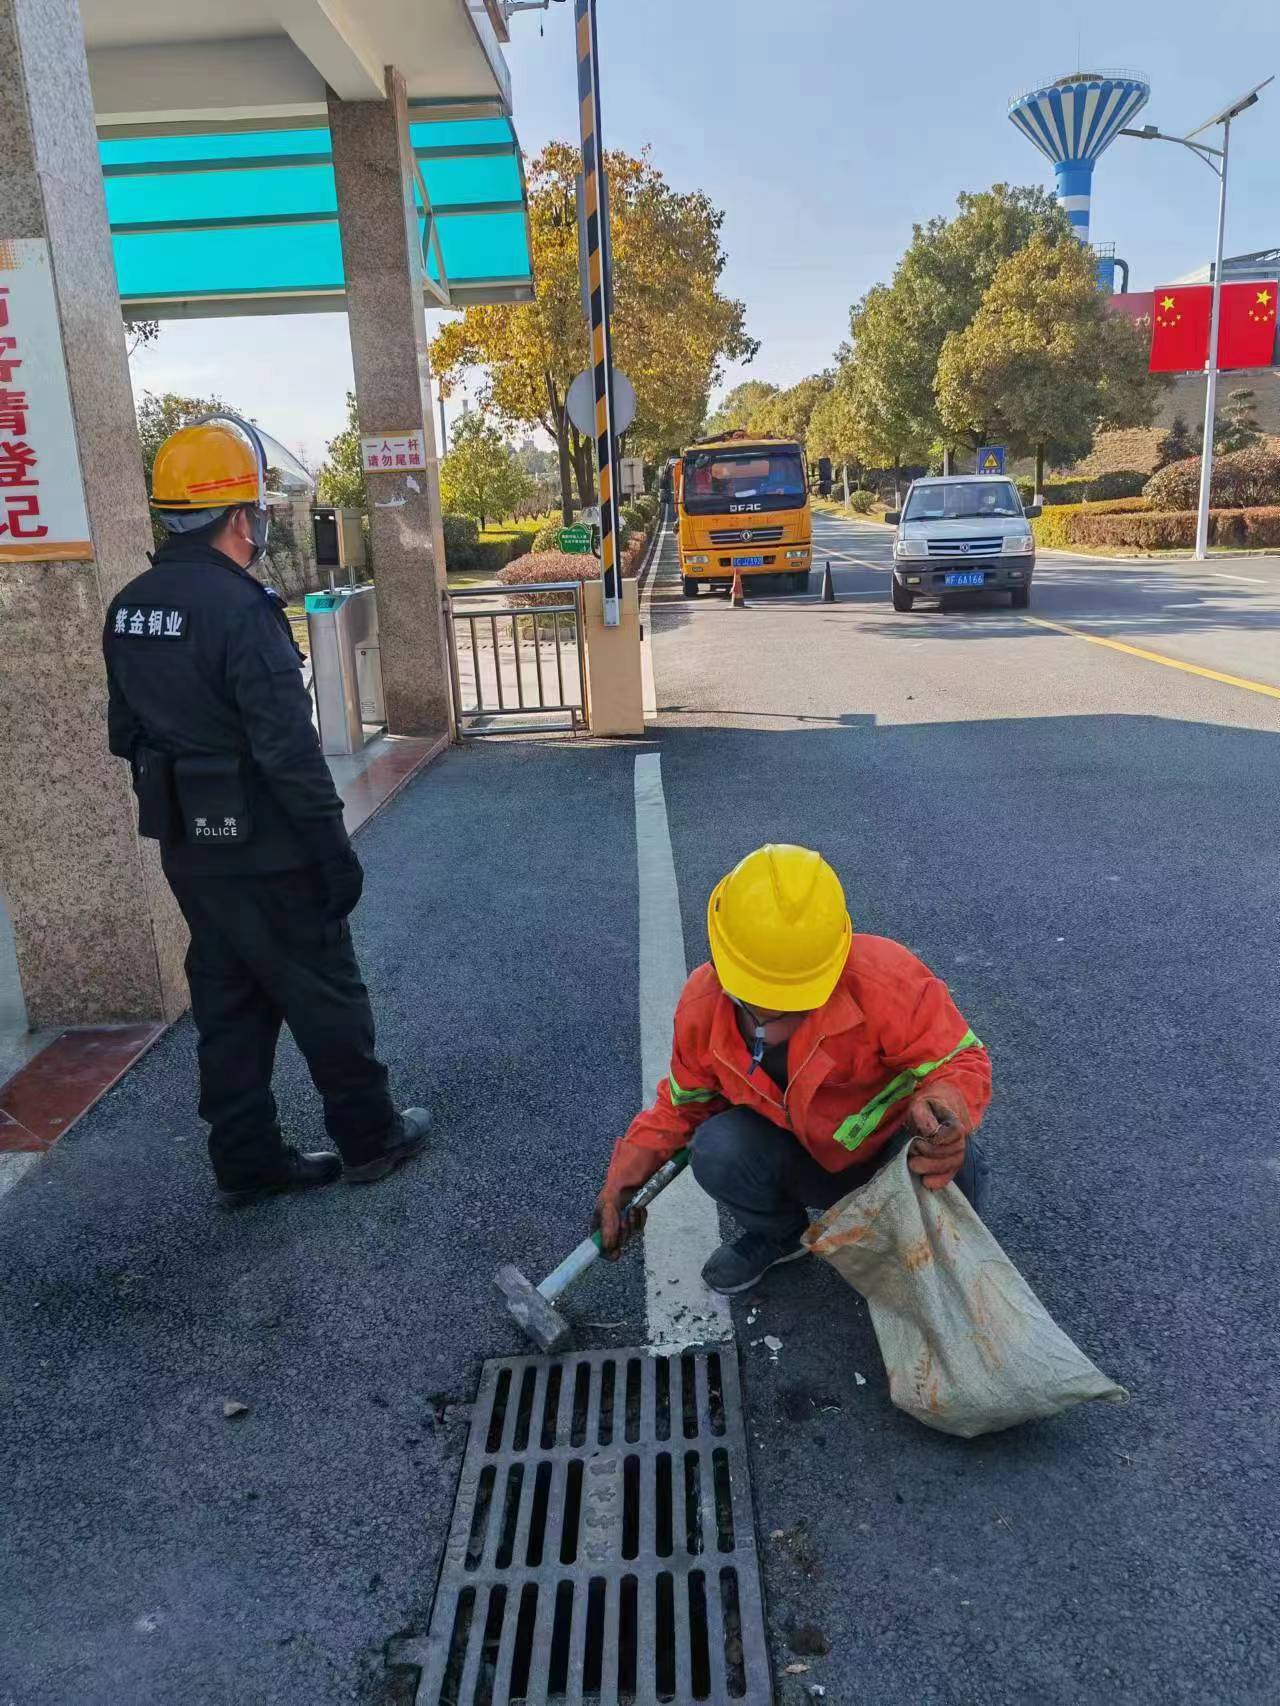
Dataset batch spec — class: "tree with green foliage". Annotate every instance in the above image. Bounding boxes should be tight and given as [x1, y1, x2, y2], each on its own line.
[1209, 388, 1262, 454]
[438, 412, 533, 531]
[936, 231, 1164, 493]
[315, 392, 366, 510]
[703, 380, 778, 437]
[746, 373, 833, 443]
[431, 143, 756, 520]
[843, 184, 1072, 463]
[1155, 415, 1194, 470]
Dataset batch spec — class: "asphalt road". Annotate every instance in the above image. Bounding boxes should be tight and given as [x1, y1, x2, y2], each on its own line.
[649, 515, 1280, 1704]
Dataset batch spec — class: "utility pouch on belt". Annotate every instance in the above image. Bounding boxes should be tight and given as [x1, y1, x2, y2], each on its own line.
[132, 746, 181, 843]
[172, 754, 252, 846]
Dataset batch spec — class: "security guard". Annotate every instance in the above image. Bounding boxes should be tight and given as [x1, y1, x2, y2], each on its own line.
[104, 416, 428, 1204]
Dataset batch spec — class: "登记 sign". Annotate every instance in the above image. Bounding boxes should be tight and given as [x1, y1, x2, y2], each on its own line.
[360, 429, 428, 473]
[0, 239, 91, 562]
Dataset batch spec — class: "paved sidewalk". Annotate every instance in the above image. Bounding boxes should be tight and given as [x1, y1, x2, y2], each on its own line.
[0, 736, 649, 1706]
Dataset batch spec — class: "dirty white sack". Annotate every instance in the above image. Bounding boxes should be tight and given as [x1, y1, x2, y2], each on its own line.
[804, 1145, 1126, 1437]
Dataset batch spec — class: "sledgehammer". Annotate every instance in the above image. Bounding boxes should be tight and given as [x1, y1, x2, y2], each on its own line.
[495, 1148, 690, 1352]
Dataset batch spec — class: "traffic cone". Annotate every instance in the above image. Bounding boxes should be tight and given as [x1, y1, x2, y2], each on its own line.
[821, 560, 836, 602]
[731, 568, 747, 608]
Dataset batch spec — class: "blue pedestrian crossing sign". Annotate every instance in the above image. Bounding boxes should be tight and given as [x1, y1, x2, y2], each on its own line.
[977, 446, 1006, 475]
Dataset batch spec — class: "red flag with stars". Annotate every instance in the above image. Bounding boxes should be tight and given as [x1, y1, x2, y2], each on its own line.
[1218, 280, 1278, 369]
[1149, 286, 1213, 372]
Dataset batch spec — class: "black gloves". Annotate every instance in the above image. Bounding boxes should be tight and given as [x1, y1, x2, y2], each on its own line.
[316, 847, 364, 921]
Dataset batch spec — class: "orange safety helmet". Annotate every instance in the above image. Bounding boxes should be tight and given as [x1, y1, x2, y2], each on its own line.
[151, 417, 267, 523]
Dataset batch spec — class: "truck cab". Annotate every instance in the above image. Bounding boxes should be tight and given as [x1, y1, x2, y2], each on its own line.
[676, 436, 812, 597]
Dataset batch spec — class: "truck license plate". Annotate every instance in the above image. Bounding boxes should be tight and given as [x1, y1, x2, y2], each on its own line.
[734, 556, 765, 568]
[944, 569, 985, 586]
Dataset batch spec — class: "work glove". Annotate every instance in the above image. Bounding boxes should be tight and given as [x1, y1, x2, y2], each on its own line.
[591, 1146, 663, 1259]
[316, 847, 364, 921]
[905, 1080, 974, 1192]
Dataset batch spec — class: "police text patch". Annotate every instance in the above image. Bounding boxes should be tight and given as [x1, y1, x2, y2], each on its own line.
[112, 606, 188, 641]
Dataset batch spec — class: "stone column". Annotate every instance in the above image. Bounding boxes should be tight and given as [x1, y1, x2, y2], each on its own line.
[0, 0, 186, 1027]
[329, 71, 454, 740]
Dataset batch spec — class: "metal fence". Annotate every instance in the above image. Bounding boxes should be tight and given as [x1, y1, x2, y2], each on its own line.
[444, 581, 589, 736]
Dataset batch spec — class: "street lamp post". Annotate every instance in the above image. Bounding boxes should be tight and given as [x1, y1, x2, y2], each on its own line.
[1121, 76, 1271, 562]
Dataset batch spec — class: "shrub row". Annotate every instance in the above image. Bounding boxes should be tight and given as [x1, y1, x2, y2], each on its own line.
[1034, 503, 1280, 552]
[1144, 446, 1280, 511]
[1070, 506, 1280, 551]
[498, 542, 650, 607]
[441, 513, 541, 575]
[1032, 498, 1151, 549]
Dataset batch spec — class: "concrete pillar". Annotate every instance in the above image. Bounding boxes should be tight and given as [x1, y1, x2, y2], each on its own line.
[328, 71, 454, 741]
[0, 0, 186, 1027]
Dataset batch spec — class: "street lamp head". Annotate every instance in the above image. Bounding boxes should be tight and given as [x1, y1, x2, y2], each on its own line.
[1186, 74, 1273, 138]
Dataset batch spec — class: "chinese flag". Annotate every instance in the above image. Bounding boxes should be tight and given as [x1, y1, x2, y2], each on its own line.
[1218, 280, 1278, 369]
[1149, 286, 1213, 372]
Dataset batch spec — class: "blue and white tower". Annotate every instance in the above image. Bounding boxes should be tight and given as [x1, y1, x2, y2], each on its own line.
[1008, 72, 1150, 242]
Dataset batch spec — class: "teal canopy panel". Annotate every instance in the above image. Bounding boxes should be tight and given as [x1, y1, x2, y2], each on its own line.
[100, 114, 534, 319]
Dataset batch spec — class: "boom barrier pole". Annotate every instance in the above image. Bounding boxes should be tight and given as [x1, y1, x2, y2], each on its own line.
[575, 0, 622, 627]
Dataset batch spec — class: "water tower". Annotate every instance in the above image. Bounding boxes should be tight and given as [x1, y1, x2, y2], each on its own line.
[1008, 71, 1150, 244]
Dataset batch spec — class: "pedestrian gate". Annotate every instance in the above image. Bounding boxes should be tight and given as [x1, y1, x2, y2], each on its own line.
[445, 582, 588, 736]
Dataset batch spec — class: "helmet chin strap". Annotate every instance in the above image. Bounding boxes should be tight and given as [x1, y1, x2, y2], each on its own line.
[732, 999, 768, 1075]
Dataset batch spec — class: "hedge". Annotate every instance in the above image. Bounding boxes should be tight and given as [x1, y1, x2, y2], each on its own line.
[1144, 446, 1280, 511]
[498, 544, 648, 607]
[1033, 497, 1150, 548]
[1046, 505, 1280, 552]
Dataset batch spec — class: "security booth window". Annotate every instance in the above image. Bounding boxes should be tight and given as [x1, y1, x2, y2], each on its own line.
[904, 480, 1024, 521]
[682, 447, 807, 512]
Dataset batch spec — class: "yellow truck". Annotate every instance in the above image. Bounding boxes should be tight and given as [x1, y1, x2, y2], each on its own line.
[675, 434, 812, 597]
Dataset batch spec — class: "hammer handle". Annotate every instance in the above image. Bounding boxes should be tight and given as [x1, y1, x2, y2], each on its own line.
[537, 1147, 691, 1303]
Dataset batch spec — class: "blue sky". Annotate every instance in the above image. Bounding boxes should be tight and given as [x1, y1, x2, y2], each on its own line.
[129, 0, 1280, 469]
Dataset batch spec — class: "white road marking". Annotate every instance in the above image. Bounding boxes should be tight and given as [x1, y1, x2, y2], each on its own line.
[1210, 571, 1268, 584]
[0, 1153, 38, 1202]
[633, 753, 732, 1350]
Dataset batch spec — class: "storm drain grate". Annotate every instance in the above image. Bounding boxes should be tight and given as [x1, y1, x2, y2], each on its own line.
[406, 1349, 772, 1706]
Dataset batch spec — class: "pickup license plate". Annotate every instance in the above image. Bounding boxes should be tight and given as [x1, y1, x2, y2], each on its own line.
[733, 556, 765, 568]
[944, 569, 985, 586]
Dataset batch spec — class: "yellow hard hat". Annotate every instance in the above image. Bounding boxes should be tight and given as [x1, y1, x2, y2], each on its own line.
[707, 845, 852, 1012]
[152, 419, 265, 513]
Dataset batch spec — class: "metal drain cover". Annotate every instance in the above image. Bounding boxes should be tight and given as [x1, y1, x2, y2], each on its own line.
[404, 1348, 772, 1705]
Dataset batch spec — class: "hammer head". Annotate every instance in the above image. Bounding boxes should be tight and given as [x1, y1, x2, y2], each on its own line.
[495, 1264, 573, 1354]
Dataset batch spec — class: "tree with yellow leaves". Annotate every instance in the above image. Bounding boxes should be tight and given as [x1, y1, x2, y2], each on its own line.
[431, 143, 756, 520]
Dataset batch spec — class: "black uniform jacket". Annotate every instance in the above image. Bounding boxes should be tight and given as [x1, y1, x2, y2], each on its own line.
[103, 537, 349, 875]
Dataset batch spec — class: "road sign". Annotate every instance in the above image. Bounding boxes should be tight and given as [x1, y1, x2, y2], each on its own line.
[977, 446, 1006, 475]
[565, 367, 636, 439]
[558, 523, 594, 555]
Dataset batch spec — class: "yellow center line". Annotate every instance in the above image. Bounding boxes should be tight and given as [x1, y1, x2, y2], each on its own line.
[1022, 614, 1280, 702]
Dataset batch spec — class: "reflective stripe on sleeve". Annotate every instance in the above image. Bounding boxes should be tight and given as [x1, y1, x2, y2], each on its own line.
[668, 1070, 719, 1107]
[831, 1029, 983, 1153]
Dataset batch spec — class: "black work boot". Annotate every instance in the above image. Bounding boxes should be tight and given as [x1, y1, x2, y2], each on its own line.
[344, 1107, 432, 1184]
[701, 1230, 809, 1295]
[217, 1147, 342, 1208]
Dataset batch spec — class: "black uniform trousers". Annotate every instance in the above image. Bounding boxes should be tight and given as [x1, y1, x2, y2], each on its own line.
[167, 866, 398, 1188]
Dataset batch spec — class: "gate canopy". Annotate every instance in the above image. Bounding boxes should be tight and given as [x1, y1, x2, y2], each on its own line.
[102, 111, 534, 320]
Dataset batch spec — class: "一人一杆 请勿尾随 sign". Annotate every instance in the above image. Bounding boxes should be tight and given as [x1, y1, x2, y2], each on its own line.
[360, 430, 427, 473]
[0, 238, 92, 562]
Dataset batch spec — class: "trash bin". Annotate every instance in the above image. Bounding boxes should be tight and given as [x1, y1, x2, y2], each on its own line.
[305, 585, 385, 756]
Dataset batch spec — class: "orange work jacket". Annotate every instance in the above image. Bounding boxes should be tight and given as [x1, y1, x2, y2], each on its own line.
[607, 934, 991, 1189]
